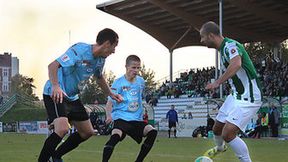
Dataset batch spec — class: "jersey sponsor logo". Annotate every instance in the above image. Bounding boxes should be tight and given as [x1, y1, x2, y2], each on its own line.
[128, 101, 139, 112]
[82, 60, 91, 66]
[130, 89, 138, 96]
[87, 68, 93, 73]
[61, 54, 70, 62]
[122, 86, 130, 91]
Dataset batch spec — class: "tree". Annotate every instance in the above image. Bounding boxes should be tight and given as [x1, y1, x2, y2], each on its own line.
[280, 40, 288, 62]
[80, 71, 116, 104]
[139, 64, 157, 95]
[244, 42, 272, 64]
[11, 74, 39, 100]
[244, 40, 288, 64]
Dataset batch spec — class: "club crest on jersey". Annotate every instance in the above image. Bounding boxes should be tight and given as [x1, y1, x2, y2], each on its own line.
[231, 48, 236, 54]
[61, 54, 70, 62]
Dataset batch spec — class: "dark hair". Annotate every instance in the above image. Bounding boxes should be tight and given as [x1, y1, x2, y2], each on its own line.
[126, 55, 141, 65]
[201, 21, 220, 35]
[96, 28, 119, 45]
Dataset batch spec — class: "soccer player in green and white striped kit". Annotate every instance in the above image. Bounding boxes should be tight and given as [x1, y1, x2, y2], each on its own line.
[199, 21, 262, 162]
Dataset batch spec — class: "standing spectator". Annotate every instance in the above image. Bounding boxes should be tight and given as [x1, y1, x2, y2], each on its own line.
[269, 103, 280, 137]
[261, 112, 269, 137]
[38, 28, 123, 162]
[200, 21, 262, 162]
[188, 112, 193, 119]
[102, 55, 157, 162]
[252, 113, 262, 139]
[166, 105, 178, 138]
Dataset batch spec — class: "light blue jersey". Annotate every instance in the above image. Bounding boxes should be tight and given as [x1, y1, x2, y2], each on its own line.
[109, 75, 145, 121]
[43, 42, 105, 101]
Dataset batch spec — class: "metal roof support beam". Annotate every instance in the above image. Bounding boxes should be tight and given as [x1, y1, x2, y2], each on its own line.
[169, 50, 173, 83]
[170, 26, 192, 51]
[218, 0, 223, 99]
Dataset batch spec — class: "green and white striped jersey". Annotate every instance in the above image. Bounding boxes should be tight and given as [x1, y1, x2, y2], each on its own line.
[219, 38, 262, 102]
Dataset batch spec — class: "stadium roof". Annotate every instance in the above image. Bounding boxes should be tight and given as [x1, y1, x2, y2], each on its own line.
[97, 0, 288, 51]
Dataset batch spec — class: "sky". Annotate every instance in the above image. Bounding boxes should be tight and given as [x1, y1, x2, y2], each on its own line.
[0, 0, 215, 97]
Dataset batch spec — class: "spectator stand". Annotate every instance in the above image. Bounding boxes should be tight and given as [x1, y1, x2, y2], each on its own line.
[153, 94, 223, 137]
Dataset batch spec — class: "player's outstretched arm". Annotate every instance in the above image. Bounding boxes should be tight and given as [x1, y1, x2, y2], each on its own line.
[97, 76, 123, 102]
[206, 56, 241, 90]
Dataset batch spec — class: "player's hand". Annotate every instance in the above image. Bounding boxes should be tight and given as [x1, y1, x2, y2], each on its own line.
[105, 115, 113, 124]
[110, 93, 123, 103]
[205, 81, 220, 90]
[51, 85, 67, 103]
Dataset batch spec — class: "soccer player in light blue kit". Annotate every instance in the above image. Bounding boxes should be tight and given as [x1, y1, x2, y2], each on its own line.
[38, 28, 123, 162]
[102, 55, 157, 162]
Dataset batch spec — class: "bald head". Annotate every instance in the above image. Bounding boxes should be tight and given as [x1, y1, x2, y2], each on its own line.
[200, 21, 220, 36]
[200, 21, 223, 49]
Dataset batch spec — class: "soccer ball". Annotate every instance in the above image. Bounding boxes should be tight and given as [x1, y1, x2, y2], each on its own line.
[195, 156, 213, 162]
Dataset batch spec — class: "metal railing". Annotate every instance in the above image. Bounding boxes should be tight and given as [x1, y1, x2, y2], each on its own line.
[0, 94, 17, 118]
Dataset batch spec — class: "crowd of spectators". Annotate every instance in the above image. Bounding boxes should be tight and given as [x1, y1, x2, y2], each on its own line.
[256, 60, 288, 99]
[155, 60, 288, 99]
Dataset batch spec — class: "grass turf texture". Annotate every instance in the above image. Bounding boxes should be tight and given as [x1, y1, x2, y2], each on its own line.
[0, 133, 287, 162]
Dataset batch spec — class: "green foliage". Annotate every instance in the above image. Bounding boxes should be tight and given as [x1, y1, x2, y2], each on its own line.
[139, 64, 157, 94]
[0, 103, 46, 122]
[11, 74, 39, 100]
[79, 71, 116, 104]
[244, 40, 288, 63]
[244, 42, 272, 63]
[281, 40, 288, 62]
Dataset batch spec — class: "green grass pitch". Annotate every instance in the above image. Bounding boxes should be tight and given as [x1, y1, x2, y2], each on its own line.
[0, 133, 287, 162]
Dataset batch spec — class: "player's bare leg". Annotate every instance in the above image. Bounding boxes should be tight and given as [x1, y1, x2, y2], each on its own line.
[204, 120, 227, 159]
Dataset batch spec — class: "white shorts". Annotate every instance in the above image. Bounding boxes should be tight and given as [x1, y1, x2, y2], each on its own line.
[216, 95, 262, 132]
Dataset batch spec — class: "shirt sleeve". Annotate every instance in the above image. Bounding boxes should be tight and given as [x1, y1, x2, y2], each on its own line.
[226, 42, 241, 60]
[56, 43, 81, 67]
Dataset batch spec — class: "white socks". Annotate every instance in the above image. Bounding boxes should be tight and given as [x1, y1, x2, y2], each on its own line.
[214, 135, 225, 151]
[228, 136, 252, 162]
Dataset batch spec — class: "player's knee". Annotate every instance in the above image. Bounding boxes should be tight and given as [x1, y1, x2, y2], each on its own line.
[212, 126, 222, 136]
[79, 130, 94, 140]
[222, 132, 236, 142]
[55, 127, 70, 137]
